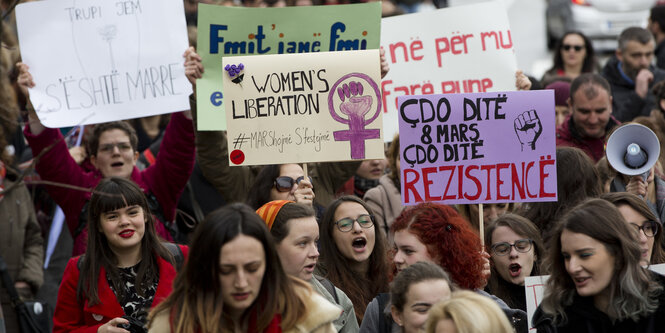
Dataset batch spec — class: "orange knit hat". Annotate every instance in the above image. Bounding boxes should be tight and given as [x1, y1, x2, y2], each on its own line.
[256, 200, 294, 230]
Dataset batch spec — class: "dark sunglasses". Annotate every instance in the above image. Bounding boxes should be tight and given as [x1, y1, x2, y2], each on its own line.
[562, 44, 584, 52]
[274, 176, 312, 192]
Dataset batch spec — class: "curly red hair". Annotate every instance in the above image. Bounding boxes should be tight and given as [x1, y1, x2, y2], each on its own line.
[390, 203, 485, 290]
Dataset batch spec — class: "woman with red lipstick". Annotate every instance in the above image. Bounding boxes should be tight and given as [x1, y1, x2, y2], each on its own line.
[318, 195, 390, 324]
[53, 178, 188, 333]
[533, 198, 665, 332]
[149, 203, 341, 333]
[484, 214, 544, 312]
[602, 192, 665, 266]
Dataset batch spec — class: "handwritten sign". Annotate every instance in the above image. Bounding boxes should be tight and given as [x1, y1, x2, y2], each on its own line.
[196, 3, 381, 130]
[16, 0, 191, 127]
[223, 50, 384, 166]
[398, 90, 557, 205]
[525, 264, 665, 330]
[381, 0, 517, 141]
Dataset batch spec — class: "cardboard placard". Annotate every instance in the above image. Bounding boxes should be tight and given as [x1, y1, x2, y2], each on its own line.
[16, 0, 191, 127]
[398, 90, 557, 205]
[223, 50, 384, 166]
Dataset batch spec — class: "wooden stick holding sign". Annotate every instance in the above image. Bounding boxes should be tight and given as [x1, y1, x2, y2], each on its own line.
[479, 203, 484, 245]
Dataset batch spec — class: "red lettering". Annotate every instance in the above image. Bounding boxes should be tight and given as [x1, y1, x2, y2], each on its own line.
[410, 39, 424, 61]
[464, 165, 482, 200]
[381, 80, 392, 113]
[511, 162, 526, 200]
[496, 163, 510, 200]
[539, 156, 556, 198]
[457, 165, 464, 199]
[481, 164, 495, 200]
[439, 165, 457, 200]
[422, 167, 442, 201]
[403, 168, 423, 203]
[525, 161, 537, 198]
[389, 41, 408, 64]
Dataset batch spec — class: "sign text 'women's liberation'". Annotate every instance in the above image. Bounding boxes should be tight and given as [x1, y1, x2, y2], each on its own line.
[398, 90, 557, 205]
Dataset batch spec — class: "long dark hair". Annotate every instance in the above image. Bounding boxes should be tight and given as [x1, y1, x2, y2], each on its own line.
[246, 164, 282, 209]
[484, 214, 544, 309]
[150, 203, 306, 333]
[78, 177, 174, 305]
[541, 199, 661, 324]
[318, 195, 389, 323]
[548, 31, 596, 74]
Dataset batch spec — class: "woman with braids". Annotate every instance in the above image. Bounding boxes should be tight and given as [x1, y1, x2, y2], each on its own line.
[53, 178, 187, 332]
[317, 195, 390, 325]
[533, 198, 665, 332]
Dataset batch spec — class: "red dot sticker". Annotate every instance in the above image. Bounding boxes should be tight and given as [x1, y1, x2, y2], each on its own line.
[230, 149, 245, 165]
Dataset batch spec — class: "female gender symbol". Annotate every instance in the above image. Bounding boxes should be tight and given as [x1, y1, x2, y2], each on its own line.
[327, 73, 382, 159]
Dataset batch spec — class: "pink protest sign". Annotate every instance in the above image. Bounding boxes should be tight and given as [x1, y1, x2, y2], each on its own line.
[398, 90, 557, 205]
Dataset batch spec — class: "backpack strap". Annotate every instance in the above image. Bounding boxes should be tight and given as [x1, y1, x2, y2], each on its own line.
[162, 242, 184, 271]
[377, 293, 393, 333]
[314, 275, 339, 304]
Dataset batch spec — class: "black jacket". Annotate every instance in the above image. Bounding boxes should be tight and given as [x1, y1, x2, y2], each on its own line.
[601, 56, 665, 122]
[532, 272, 665, 333]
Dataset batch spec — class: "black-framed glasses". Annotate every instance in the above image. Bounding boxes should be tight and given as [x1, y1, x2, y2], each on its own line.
[562, 44, 584, 52]
[335, 214, 374, 232]
[630, 221, 660, 238]
[98, 142, 132, 154]
[274, 176, 312, 192]
[491, 239, 533, 256]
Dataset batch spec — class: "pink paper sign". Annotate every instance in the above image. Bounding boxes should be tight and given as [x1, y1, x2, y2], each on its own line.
[398, 90, 557, 205]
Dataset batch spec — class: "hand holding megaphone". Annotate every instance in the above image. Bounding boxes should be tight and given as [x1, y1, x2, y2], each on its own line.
[626, 173, 649, 198]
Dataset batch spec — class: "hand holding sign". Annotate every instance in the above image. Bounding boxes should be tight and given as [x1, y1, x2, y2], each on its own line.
[514, 110, 542, 151]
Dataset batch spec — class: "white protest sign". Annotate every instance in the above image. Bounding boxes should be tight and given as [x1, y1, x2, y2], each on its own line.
[380, 0, 517, 141]
[222, 50, 384, 166]
[16, 0, 192, 127]
[525, 264, 665, 331]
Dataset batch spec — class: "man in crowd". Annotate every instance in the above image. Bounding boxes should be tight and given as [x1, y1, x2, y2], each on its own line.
[556, 73, 620, 162]
[601, 27, 665, 122]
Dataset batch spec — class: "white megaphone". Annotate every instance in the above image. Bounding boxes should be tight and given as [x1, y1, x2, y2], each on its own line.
[606, 123, 660, 178]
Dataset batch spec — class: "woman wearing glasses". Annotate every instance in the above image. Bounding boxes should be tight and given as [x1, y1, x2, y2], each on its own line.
[246, 164, 316, 209]
[533, 198, 665, 332]
[484, 214, 544, 312]
[541, 31, 597, 86]
[602, 192, 665, 265]
[318, 195, 390, 324]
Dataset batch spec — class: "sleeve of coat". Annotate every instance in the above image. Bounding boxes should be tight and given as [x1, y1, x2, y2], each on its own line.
[142, 111, 196, 222]
[310, 160, 361, 208]
[16, 185, 44, 292]
[53, 259, 102, 333]
[191, 95, 254, 203]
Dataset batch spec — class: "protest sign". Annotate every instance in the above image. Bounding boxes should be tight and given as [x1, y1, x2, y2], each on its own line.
[16, 0, 191, 128]
[196, 3, 381, 130]
[398, 90, 557, 205]
[222, 50, 384, 166]
[381, 0, 517, 141]
[525, 265, 665, 331]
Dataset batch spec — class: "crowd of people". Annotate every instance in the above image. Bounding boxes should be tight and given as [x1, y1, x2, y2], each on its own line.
[4, 0, 665, 333]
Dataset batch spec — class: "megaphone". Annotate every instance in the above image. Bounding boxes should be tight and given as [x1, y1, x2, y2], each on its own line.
[606, 123, 660, 176]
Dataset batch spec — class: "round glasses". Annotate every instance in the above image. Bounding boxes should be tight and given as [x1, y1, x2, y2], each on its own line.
[335, 214, 374, 232]
[630, 221, 659, 238]
[490, 239, 533, 256]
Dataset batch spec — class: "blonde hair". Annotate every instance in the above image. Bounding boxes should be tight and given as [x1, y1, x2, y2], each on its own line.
[425, 291, 513, 333]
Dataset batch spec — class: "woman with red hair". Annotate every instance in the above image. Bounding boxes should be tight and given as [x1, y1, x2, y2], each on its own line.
[360, 203, 527, 333]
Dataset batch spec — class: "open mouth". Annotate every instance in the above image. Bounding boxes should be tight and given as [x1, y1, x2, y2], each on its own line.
[574, 277, 590, 286]
[508, 263, 522, 277]
[352, 237, 367, 251]
[304, 263, 316, 272]
[111, 162, 124, 168]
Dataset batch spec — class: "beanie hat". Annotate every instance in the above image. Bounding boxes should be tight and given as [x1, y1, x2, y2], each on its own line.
[546, 81, 571, 107]
[256, 200, 293, 230]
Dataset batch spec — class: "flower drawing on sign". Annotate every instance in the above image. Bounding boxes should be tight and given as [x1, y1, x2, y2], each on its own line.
[98, 25, 118, 71]
[225, 63, 245, 85]
[514, 109, 542, 151]
[327, 73, 382, 159]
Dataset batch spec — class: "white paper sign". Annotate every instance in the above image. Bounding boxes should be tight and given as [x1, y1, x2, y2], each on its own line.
[525, 264, 665, 331]
[16, 0, 192, 127]
[380, 0, 517, 141]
